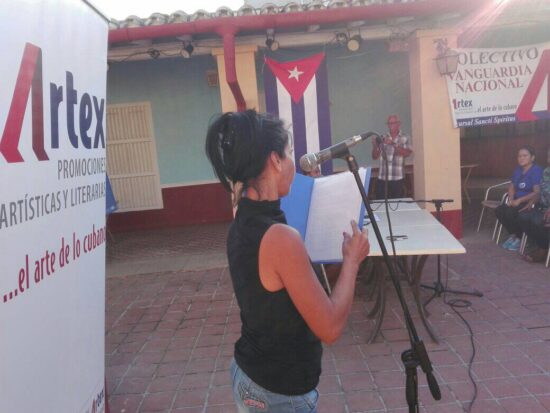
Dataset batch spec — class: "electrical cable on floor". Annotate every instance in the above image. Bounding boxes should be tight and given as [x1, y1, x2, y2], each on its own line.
[443, 255, 478, 413]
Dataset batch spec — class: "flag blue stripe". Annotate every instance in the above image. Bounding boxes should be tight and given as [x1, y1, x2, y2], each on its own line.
[291, 98, 307, 167]
[264, 55, 333, 175]
[264, 65, 279, 116]
[315, 60, 333, 175]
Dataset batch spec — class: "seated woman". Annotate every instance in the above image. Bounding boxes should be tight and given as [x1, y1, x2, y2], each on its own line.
[496, 146, 542, 251]
[519, 148, 550, 262]
[205, 110, 370, 412]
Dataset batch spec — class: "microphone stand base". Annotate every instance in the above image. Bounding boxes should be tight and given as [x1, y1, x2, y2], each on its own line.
[416, 200, 484, 309]
[421, 282, 483, 308]
[402, 349, 420, 413]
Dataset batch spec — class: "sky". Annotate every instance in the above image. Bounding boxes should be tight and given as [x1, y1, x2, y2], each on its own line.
[91, 0, 245, 20]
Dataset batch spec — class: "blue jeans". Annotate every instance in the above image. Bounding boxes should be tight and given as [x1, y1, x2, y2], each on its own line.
[230, 358, 319, 413]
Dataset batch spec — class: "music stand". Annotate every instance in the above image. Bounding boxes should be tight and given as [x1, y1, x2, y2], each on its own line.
[417, 199, 483, 308]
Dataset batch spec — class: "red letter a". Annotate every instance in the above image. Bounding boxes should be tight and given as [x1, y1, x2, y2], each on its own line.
[516, 50, 550, 122]
[0, 43, 48, 163]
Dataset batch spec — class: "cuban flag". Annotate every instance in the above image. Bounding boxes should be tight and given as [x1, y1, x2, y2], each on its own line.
[264, 53, 333, 175]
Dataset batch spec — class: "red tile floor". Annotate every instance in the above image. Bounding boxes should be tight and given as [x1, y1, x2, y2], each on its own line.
[105, 192, 550, 413]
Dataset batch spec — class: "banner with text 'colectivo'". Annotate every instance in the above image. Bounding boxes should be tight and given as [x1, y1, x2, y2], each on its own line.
[445, 42, 550, 128]
[0, 1, 108, 412]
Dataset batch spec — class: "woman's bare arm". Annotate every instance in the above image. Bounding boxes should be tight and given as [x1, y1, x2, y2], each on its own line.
[512, 185, 540, 208]
[259, 221, 369, 344]
[507, 183, 515, 205]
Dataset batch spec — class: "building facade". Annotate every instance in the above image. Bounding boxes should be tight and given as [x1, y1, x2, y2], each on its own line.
[106, 0, 550, 238]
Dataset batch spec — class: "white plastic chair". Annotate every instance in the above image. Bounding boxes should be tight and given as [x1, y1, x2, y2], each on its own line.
[520, 233, 528, 255]
[519, 207, 540, 255]
[476, 181, 511, 243]
[522, 234, 550, 267]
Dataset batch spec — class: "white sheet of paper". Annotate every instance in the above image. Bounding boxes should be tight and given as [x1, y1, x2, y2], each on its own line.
[305, 168, 368, 263]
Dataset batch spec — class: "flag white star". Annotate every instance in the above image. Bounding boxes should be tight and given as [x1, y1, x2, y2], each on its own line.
[288, 66, 304, 81]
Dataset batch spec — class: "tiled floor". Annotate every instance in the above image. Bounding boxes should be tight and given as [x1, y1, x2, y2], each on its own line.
[105, 190, 550, 413]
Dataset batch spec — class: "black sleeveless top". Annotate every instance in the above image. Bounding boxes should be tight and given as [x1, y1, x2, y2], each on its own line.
[227, 197, 322, 395]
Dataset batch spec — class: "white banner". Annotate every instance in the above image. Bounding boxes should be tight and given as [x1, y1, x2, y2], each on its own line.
[446, 42, 550, 128]
[0, 1, 108, 412]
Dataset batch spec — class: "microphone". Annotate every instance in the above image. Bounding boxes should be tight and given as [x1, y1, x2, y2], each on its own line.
[299, 132, 379, 173]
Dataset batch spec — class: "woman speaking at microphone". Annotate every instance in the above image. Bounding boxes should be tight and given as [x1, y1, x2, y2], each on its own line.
[205, 110, 370, 412]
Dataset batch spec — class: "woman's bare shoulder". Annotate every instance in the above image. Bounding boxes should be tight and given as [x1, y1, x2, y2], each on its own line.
[262, 223, 303, 251]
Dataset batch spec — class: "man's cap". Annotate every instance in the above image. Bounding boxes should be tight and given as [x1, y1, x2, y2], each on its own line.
[387, 114, 400, 124]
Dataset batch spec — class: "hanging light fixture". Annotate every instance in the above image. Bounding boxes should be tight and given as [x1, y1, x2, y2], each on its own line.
[347, 35, 362, 52]
[147, 48, 160, 59]
[181, 43, 194, 58]
[265, 29, 279, 51]
[335, 32, 348, 45]
[434, 38, 459, 76]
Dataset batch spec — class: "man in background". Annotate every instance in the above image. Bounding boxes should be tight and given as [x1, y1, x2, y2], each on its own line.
[371, 114, 413, 199]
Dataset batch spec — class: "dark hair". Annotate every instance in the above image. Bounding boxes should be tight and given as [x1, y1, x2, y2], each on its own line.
[518, 145, 536, 158]
[205, 110, 289, 194]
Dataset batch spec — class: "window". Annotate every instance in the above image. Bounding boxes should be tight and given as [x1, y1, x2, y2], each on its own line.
[106, 102, 163, 212]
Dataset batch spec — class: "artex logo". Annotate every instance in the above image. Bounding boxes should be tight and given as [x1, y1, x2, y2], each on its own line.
[0, 43, 105, 163]
[1, 43, 46, 162]
[452, 99, 473, 110]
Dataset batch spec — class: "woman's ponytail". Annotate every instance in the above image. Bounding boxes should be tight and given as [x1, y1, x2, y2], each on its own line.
[205, 110, 289, 195]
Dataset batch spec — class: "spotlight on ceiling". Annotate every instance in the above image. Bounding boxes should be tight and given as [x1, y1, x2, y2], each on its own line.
[335, 32, 348, 45]
[265, 29, 279, 51]
[347, 35, 362, 52]
[147, 48, 160, 59]
[181, 43, 194, 58]
[265, 37, 279, 51]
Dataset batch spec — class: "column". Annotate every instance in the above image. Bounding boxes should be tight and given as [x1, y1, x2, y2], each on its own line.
[211, 44, 260, 112]
[409, 29, 463, 238]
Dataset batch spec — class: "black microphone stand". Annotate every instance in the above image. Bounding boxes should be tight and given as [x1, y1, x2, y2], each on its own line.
[415, 199, 483, 309]
[342, 150, 441, 413]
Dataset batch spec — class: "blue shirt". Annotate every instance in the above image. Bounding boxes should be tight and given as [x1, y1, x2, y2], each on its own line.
[511, 164, 543, 199]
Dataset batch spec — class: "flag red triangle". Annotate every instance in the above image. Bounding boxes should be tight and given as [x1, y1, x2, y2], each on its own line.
[265, 53, 325, 104]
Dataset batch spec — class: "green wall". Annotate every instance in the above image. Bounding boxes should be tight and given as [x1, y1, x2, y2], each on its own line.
[107, 42, 411, 185]
[326, 42, 411, 168]
[107, 55, 222, 185]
